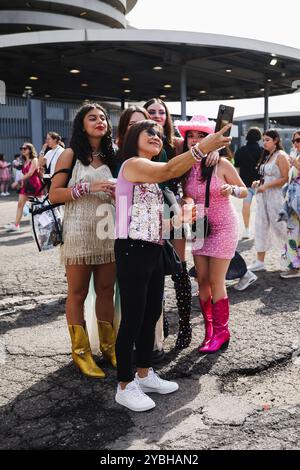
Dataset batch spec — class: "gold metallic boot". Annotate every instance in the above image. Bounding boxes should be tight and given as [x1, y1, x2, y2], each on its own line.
[68, 324, 106, 378]
[98, 321, 117, 368]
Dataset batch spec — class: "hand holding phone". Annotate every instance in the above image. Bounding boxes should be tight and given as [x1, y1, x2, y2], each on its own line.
[215, 105, 235, 136]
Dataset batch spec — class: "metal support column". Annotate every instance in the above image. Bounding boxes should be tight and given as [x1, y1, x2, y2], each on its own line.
[180, 65, 187, 120]
[121, 96, 125, 111]
[264, 83, 270, 131]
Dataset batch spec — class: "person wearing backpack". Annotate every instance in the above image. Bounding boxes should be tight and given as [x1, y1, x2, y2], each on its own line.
[234, 127, 263, 239]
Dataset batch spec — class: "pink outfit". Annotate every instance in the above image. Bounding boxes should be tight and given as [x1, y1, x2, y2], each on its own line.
[184, 163, 239, 259]
[19, 160, 43, 196]
[115, 159, 164, 245]
[0, 161, 10, 182]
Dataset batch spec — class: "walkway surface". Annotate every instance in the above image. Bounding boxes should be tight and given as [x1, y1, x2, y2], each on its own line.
[0, 196, 299, 450]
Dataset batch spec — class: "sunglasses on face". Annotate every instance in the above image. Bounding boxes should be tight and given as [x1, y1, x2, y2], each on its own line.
[145, 128, 163, 140]
[20, 147, 29, 150]
[292, 138, 300, 144]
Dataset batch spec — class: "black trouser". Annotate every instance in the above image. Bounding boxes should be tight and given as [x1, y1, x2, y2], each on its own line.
[115, 238, 164, 382]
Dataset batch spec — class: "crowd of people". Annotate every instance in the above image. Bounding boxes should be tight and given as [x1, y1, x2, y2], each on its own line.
[1, 99, 300, 412]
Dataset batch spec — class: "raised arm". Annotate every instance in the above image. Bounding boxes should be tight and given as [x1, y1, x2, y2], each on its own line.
[124, 124, 232, 184]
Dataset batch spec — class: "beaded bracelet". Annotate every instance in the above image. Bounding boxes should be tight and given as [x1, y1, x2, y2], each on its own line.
[231, 185, 241, 197]
[71, 182, 90, 200]
[191, 143, 206, 162]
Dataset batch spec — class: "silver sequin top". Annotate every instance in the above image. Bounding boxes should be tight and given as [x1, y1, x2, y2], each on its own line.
[128, 183, 164, 245]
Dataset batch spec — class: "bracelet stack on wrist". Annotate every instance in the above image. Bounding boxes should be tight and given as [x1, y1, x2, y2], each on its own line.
[231, 185, 241, 197]
[71, 182, 90, 200]
[191, 143, 206, 162]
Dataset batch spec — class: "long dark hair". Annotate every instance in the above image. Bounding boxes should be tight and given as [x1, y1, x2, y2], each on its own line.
[116, 106, 150, 154]
[144, 98, 175, 158]
[69, 103, 116, 174]
[120, 120, 163, 162]
[181, 133, 211, 185]
[257, 128, 284, 169]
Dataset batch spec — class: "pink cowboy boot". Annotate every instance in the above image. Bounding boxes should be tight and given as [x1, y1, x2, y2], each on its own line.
[203, 297, 230, 354]
[198, 297, 213, 353]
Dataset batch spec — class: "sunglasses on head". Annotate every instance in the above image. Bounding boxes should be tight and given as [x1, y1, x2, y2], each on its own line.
[145, 128, 163, 140]
[292, 138, 300, 144]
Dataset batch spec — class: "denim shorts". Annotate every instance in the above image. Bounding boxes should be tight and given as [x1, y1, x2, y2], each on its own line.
[244, 187, 255, 203]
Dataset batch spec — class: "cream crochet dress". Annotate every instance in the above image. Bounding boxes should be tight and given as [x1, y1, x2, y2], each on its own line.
[60, 159, 115, 265]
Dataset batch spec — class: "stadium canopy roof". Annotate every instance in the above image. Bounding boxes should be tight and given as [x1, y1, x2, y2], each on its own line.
[1, 29, 300, 106]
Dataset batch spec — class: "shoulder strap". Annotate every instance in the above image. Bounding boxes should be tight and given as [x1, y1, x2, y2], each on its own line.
[204, 167, 213, 209]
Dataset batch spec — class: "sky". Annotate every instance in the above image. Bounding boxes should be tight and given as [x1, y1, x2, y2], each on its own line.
[127, 0, 300, 118]
[127, 0, 299, 49]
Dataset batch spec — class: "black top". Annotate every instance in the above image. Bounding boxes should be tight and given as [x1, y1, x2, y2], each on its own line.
[234, 143, 263, 187]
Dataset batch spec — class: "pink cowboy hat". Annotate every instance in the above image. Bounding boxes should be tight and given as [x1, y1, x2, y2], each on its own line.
[174, 115, 215, 139]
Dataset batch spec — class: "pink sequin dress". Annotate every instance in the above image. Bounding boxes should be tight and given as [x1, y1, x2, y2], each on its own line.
[184, 163, 239, 259]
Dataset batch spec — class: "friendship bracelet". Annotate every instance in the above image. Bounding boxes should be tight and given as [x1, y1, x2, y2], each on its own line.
[191, 143, 207, 162]
[231, 185, 242, 198]
[71, 182, 91, 200]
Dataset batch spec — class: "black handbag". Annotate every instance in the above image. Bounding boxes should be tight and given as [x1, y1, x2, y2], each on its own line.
[162, 239, 182, 276]
[24, 178, 38, 195]
[191, 166, 213, 239]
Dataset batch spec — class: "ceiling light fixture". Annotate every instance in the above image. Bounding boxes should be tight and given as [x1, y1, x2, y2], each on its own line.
[153, 66, 163, 70]
[164, 84, 172, 88]
[270, 58, 277, 66]
[81, 83, 88, 87]
[80, 11, 87, 16]
[226, 69, 232, 73]
[124, 89, 131, 93]
[122, 77, 130, 81]
[199, 90, 206, 94]
[29, 76, 38, 80]
[70, 69, 80, 74]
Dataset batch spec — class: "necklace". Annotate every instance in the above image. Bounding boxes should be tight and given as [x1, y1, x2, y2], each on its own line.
[91, 150, 103, 158]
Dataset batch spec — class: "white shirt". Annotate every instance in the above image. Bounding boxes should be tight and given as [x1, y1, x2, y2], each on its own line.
[45, 145, 64, 175]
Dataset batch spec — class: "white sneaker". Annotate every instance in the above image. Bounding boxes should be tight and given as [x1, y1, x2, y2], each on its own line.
[3, 222, 14, 229]
[4, 192, 10, 196]
[0, 192, 5, 196]
[135, 368, 179, 395]
[234, 271, 258, 291]
[115, 380, 156, 412]
[241, 228, 251, 239]
[247, 260, 266, 272]
[6, 224, 21, 233]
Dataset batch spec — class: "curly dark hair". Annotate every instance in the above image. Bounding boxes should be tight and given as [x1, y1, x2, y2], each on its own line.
[69, 103, 116, 175]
